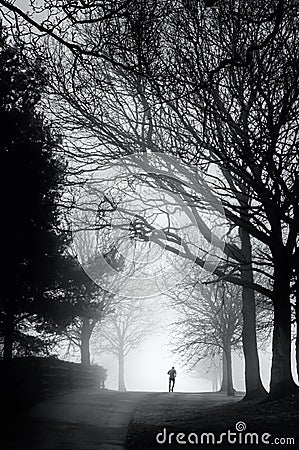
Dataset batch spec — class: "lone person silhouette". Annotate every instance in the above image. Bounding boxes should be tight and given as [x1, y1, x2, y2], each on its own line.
[167, 366, 177, 392]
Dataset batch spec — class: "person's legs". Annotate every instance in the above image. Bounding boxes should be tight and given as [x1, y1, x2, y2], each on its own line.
[172, 378, 175, 392]
[169, 378, 171, 392]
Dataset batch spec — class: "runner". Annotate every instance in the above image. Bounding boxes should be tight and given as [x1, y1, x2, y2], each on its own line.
[167, 366, 177, 392]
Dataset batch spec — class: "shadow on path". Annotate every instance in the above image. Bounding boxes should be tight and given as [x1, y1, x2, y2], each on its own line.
[1, 389, 149, 450]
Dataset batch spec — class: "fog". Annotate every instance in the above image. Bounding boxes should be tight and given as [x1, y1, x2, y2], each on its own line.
[90, 300, 291, 393]
[98, 332, 273, 393]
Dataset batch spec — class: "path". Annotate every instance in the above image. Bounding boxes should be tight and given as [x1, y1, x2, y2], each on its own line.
[1, 390, 246, 450]
[2, 389, 149, 450]
[126, 391, 244, 449]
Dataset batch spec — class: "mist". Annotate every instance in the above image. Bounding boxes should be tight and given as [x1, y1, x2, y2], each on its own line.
[89, 299, 288, 394]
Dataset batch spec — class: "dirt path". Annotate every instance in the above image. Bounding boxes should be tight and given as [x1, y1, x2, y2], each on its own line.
[2, 389, 149, 450]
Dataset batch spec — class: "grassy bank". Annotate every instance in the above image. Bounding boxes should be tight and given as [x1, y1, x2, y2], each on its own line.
[126, 391, 298, 449]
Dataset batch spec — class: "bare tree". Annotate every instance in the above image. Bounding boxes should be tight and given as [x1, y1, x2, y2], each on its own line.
[61, 290, 114, 367]
[60, 214, 119, 367]
[143, 1, 299, 397]
[192, 355, 222, 393]
[93, 299, 156, 391]
[169, 280, 243, 396]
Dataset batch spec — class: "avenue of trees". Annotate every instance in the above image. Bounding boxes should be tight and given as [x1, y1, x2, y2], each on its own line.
[0, 1, 298, 399]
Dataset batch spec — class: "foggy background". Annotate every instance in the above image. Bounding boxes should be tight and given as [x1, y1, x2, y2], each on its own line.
[57, 295, 294, 393]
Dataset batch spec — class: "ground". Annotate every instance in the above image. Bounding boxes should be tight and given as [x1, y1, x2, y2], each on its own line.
[126, 391, 299, 449]
[2, 389, 149, 450]
[1, 390, 298, 450]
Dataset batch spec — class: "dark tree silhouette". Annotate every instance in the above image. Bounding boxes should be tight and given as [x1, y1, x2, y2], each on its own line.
[0, 27, 84, 359]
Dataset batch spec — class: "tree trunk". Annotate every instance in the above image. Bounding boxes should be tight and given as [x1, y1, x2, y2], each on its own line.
[224, 343, 235, 396]
[3, 307, 15, 361]
[239, 227, 267, 400]
[295, 249, 299, 379]
[219, 350, 228, 392]
[296, 294, 299, 380]
[80, 318, 92, 367]
[212, 372, 219, 392]
[118, 346, 126, 391]
[270, 257, 298, 397]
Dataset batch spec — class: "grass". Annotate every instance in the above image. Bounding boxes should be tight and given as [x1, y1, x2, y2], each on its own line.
[126, 391, 298, 449]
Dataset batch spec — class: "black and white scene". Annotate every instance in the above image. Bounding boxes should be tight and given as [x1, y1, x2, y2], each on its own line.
[0, 1, 298, 449]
